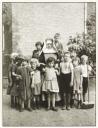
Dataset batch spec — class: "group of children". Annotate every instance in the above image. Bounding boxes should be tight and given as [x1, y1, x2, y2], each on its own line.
[8, 36, 92, 112]
[8, 52, 92, 112]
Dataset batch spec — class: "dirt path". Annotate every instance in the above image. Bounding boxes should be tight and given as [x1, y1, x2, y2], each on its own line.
[2, 78, 96, 126]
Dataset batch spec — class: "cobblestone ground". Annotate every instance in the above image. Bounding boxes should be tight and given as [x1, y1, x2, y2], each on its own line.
[2, 78, 96, 127]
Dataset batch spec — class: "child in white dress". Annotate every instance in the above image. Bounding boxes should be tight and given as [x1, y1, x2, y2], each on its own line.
[72, 57, 82, 108]
[30, 58, 42, 109]
[42, 57, 59, 111]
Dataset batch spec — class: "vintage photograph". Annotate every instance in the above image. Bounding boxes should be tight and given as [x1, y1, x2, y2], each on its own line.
[2, 2, 96, 126]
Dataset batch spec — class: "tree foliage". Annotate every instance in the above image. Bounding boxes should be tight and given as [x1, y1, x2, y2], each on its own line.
[67, 14, 96, 63]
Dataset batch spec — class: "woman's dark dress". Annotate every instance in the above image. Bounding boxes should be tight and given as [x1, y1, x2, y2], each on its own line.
[32, 50, 45, 64]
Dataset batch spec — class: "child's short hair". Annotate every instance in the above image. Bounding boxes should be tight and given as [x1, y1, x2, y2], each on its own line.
[81, 55, 88, 62]
[46, 57, 55, 64]
[35, 41, 43, 48]
[72, 57, 80, 64]
[30, 58, 39, 64]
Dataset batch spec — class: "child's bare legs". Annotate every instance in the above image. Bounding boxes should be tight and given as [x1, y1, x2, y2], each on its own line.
[71, 93, 75, 107]
[27, 99, 31, 108]
[21, 100, 24, 109]
[51, 93, 58, 111]
[47, 93, 51, 109]
[33, 96, 36, 109]
[77, 93, 82, 108]
[78, 93, 80, 101]
[36, 95, 40, 109]
[19, 99, 24, 112]
[51, 93, 55, 108]
[66, 93, 70, 110]
[33, 95, 40, 109]
[47, 92, 58, 111]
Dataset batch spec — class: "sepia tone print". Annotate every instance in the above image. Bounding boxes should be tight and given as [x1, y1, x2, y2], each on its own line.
[2, 2, 96, 126]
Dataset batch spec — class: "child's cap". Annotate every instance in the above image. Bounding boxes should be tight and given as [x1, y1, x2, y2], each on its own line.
[30, 58, 39, 64]
[81, 55, 88, 61]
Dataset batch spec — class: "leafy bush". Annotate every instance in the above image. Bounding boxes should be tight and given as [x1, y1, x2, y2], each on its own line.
[67, 14, 96, 64]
